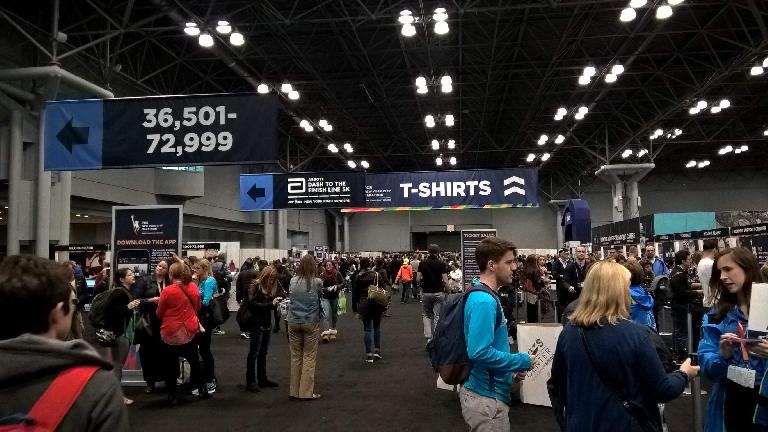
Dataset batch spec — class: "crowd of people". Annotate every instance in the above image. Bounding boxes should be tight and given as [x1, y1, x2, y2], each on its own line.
[2, 236, 768, 431]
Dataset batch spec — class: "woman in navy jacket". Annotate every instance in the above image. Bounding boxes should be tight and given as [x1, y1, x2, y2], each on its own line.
[697, 247, 768, 431]
[550, 261, 698, 432]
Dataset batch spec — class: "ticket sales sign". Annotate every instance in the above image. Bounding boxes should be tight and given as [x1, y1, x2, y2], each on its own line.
[44, 93, 278, 171]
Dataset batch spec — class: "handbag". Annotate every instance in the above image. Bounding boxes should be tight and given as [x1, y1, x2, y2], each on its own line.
[208, 296, 225, 326]
[578, 327, 662, 432]
[161, 284, 202, 346]
[95, 328, 117, 347]
[367, 271, 390, 306]
[236, 296, 254, 332]
[135, 312, 153, 338]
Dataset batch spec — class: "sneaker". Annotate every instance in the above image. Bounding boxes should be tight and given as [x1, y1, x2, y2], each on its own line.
[365, 353, 374, 363]
[240, 332, 250, 339]
[213, 328, 226, 336]
[206, 381, 217, 394]
[373, 352, 383, 361]
[246, 382, 261, 392]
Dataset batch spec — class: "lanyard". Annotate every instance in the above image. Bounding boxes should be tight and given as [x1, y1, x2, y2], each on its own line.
[737, 322, 750, 365]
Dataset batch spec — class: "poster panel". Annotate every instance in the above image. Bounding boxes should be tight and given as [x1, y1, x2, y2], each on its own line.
[460, 229, 497, 290]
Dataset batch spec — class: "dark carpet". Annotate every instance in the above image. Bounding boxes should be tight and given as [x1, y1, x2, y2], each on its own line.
[125, 295, 702, 431]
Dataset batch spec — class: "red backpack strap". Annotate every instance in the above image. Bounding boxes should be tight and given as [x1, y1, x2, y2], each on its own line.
[27, 366, 99, 430]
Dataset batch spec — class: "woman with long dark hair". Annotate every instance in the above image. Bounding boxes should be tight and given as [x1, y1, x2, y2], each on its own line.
[698, 247, 768, 431]
[320, 261, 344, 342]
[522, 255, 546, 323]
[352, 257, 387, 363]
[287, 255, 323, 401]
[244, 265, 285, 392]
[136, 259, 175, 394]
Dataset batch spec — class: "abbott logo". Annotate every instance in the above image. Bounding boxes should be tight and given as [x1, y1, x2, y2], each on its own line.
[503, 176, 525, 196]
[287, 178, 306, 194]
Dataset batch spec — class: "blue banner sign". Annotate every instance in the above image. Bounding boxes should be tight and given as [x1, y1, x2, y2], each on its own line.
[44, 93, 279, 171]
[240, 168, 538, 211]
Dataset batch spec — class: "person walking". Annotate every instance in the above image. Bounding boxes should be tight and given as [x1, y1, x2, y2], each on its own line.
[352, 258, 386, 363]
[698, 247, 768, 431]
[419, 244, 449, 348]
[549, 261, 698, 432]
[396, 258, 414, 303]
[191, 259, 218, 394]
[287, 254, 323, 401]
[320, 261, 344, 342]
[244, 265, 285, 392]
[156, 262, 211, 405]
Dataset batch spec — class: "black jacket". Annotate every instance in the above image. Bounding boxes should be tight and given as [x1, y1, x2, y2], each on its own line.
[560, 261, 587, 304]
[352, 268, 385, 314]
[669, 265, 701, 306]
[236, 269, 259, 303]
[247, 282, 286, 331]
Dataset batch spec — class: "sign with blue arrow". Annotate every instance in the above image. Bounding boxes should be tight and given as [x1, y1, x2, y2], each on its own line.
[44, 93, 279, 171]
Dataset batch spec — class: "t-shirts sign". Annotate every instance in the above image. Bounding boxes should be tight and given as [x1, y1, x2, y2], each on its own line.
[461, 229, 497, 290]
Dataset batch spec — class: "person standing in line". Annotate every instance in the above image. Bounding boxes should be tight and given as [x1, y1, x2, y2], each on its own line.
[669, 250, 703, 362]
[562, 246, 588, 303]
[135, 259, 175, 394]
[449, 263, 463, 293]
[522, 255, 547, 323]
[352, 258, 387, 363]
[627, 245, 639, 262]
[553, 249, 569, 323]
[549, 261, 698, 432]
[623, 260, 656, 330]
[191, 259, 218, 394]
[419, 244, 449, 348]
[698, 247, 768, 431]
[460, 237, 533, 432]
[236, 259, 259, 339]
[320, 261, 344, 342]
[244, 265, 284, 392]
[0, 256, 130, 430]
[156, 262, 211, 405]
[287, 254, 323, 401]
[644, 244, 670, 276]
[93, 267, 140, 405]
[697, 239, 719, 307]
[396, 258, 414, 303]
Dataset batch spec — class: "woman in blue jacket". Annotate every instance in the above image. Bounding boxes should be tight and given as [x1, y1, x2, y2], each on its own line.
[550, 261, 698, 432]
[624, 261, 656, 330]
[698, 247, 768, 431]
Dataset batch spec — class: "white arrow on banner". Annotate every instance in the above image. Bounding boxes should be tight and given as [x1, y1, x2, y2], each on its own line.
[503, 176, 525, 196]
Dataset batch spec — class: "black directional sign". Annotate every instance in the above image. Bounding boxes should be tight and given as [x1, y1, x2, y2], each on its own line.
[44, 93, 279, 171]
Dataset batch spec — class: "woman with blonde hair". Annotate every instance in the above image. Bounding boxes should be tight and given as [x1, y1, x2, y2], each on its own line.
[191, 258, 218, 394]
[549, 261, 698, 431]
[287, 254, 324, 401]
[244, 265, 285, 392]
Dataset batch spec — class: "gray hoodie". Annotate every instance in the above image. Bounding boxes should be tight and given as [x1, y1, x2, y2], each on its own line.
[0, 334, 129, 432]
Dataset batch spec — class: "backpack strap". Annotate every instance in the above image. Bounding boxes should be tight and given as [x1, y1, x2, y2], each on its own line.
[27, 366, 99, 430]
[465, 285, 503, 329]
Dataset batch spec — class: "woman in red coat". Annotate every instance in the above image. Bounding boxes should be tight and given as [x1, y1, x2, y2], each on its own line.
[156, 262, 211, 405]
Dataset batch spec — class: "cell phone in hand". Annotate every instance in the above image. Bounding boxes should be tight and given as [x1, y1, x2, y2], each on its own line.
[688, 353, 698, 366]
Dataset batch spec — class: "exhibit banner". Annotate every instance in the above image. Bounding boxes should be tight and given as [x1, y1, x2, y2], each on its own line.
[730, 223, 768, 237]
[693, 227, 730, 239]
[51, 244, 110, 277]
[240, 168, 539, 211]
[461, 229, 497, 290]
[111, 205, 182, 280]
[519, 323, 562, 407]
[44, 93, 279, 171]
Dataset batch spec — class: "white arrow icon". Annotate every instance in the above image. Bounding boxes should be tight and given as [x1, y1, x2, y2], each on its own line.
[503, 176, 525, 196]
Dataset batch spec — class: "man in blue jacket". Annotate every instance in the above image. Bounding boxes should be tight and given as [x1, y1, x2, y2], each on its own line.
[461, 237, 533, 432]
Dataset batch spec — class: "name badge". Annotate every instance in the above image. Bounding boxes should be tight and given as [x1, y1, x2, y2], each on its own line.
[727, 365, 756, 388]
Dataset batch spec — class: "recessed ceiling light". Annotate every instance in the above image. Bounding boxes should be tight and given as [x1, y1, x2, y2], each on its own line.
[656, 5, 673, 19]
[619, 7, 637, 22]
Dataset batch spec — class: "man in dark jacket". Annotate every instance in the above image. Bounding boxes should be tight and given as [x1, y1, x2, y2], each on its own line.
[669, 250, 703, 362]
[559, 246, 587, 317]
[552, 249, 569, 322]
[0, 255, 129, 431]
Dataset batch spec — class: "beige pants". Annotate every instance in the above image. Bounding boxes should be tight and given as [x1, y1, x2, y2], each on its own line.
[288, 322, 320, 398]
[459, 387, 510, 432]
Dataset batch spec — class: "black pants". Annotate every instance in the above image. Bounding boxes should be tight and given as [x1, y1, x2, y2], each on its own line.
[671, 307, 703, 361]
[198, 322, 216, 383]
[246, 327, 272, 385]
[723, 380, 768, 431]
[168, 339, 205, 396]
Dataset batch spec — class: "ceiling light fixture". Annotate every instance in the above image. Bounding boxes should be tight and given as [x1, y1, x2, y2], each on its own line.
[348, 160, 357, 169]
[318, 119, 328, 127]
[555, 134, 565, 144]
[257, 84, 269, 94]
[574, 112, 585, 120]
[431, 139, 440, 150]
[710, 106, 721, 114]
[605, 73, 617, 83]
[656, 5, 673, 19]
[299, 120, 309, 128]
[620, 7, 637, 22]
[621, 149, 633, 158]
[537, 134, 549, 145]
[629, 0, 648, 7]
[449, 156, 457, 166]
[526, 153, 536, 163]
[667, 0, 684, 5]
[719, 99, 731, 109]
[436, 156, 443, 166]
[216, 20, 232, 34]
[611, 64, 625, 75]
[360, 160, 370, 169]
[281, 83, 293, 93]
[445, 114, 455, 127]
[198, 33, 214, 48]
[689, 107, 700, 115]
[229, 32, 244, 46]
[578, 75, 591, 86]
[288, 90, 299, 100]
[696, 100, 708, 109]
[323, 124, 333, 132]
[685, 160, 697, 168]
[541, 153, 551, 162]
[184, 23, 200, 36]
[697, 160, 710, 168]
[741, 144, 749, 152]
[447, 139, 456, 150]
[433, 8, 449, 35]
[425, 115, 435, 127]
[328, 143, 338, 153]
[750, 65, 765, 76]
[637, 149, 648, 157]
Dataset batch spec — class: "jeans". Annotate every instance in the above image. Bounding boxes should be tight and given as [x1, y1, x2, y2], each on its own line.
[198, 322, 216, 383]
[460, 386, 510, 432]
[168, 338, 205, 396]
[288, 322, 320, 398]
[327, 298, 339, 328]
[400, 282, 412, 302]
[362, 308, 383, 353]
[246, 328, 272, 385]
[422, 292, 444, 339]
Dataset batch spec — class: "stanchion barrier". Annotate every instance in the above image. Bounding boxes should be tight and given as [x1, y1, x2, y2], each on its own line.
[687, 305, 704, 432]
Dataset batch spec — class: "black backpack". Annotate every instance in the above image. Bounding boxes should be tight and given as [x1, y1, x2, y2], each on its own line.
[428, 284, 503, 385]
[212, 261, 231, 292]
[89, 287, 128, 329]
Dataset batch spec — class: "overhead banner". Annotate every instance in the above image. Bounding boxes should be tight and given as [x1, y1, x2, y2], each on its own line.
[461, 229, 497, 290]
[240, 168, 538, 211]
[111, 205, 182, 281]
[44, 93, 279, 171]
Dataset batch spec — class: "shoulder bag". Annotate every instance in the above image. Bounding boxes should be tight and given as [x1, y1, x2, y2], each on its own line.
[367, 271, 390, 306]
[578, 327, 662, 432]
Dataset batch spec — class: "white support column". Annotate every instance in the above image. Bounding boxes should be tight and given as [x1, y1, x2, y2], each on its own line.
[263, 211, 275, 249]
[35, 110, 51, 258]
[343, 214, 350, 252]
[611, 182, 625, 223]
[58, 171, 72, 261]
[277, 210, 289, 250]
